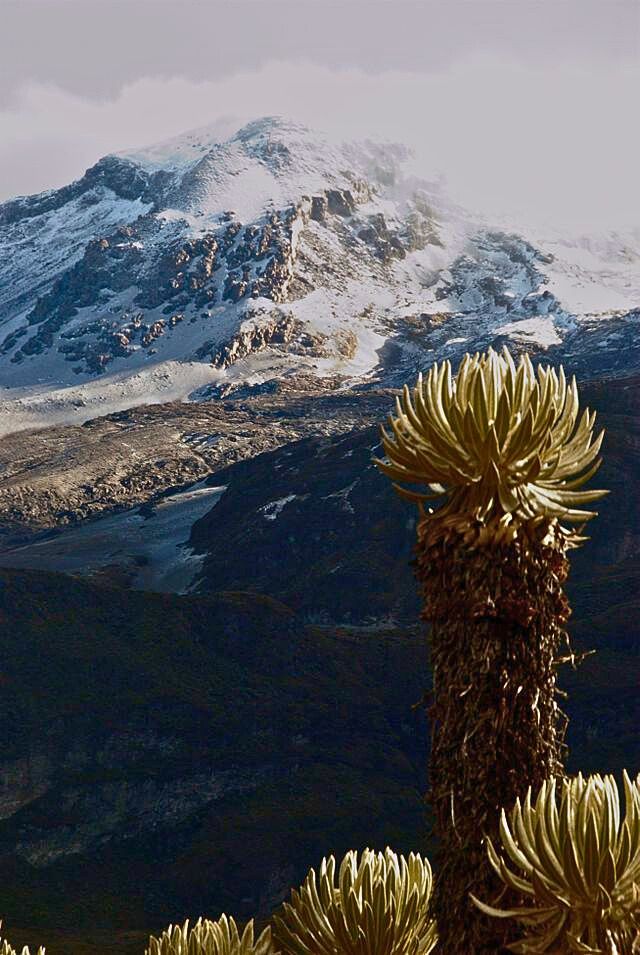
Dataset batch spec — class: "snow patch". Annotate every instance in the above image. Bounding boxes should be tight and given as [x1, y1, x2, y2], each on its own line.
[495, 317, 561, 349]
[0, 361, 225, 437]
[259, 495, 297, 521]
[322, 479, 359, 514]
[0, 481, 227, 594]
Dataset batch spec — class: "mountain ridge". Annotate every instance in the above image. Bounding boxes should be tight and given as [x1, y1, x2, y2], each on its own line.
[1, 116, 638, 426]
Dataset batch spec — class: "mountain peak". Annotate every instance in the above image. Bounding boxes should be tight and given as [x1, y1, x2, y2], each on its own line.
[234, 115, 314, 142]
[117, 115, 321, 176]
[0, 114, 638, 423]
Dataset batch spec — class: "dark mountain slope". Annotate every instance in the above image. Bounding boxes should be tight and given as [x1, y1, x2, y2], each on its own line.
[188, 375, 640, 621]
[0, 571, 429, 955]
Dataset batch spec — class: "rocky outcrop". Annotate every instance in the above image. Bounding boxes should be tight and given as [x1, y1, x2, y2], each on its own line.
[310, 195, 329, 221]
[0, 200, 305, 373]
[0, 156, 171, 227]
[308, 179, 370, 223]
[358, 213, 406, 262]
[220, 208, 304, 304]
[432, 232, 568, 324]
[136, 233, 219, 310]
[7, 172, 442, 377]
[1, 228, 146, 360]
[402, 209, 442, 252]
[1, 116, 637, 397]
[196, 309, 359, 370]
[0, 383, 392, 532]
[206, 312, 300, 368]
[326, 189, 357, 217]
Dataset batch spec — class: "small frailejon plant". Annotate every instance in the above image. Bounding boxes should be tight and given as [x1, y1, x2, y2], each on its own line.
[0, 922, 45, 955]
[472, 772, 640, 954]
[146, 914, 277, 955]
[272, 846, 437, 955]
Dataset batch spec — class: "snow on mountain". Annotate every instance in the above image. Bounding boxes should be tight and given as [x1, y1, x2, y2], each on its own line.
[0, 116, 638, 436]
[0, 478, 227, 592]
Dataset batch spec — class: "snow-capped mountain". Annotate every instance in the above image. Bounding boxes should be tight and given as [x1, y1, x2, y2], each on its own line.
[1, 116, 638, 435]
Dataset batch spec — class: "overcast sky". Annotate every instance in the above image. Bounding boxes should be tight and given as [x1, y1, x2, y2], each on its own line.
[1, 0, 638, 229]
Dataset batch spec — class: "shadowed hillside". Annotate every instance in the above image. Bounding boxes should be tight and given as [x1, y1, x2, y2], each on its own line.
[0, 573, 430, 954]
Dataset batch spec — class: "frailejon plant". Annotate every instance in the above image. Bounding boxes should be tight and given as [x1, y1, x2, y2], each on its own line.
[272, 847, 437, 955]
[146, 915, 277, 955]
[0, 923, 45, 955]
[472, 772, 640, 954]
[374, 347, 607, 953]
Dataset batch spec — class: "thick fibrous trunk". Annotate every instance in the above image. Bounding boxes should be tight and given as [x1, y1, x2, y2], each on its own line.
[414, 518, 572, 954]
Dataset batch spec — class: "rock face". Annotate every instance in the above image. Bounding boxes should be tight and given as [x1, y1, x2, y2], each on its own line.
[205, 311, 299, 367]
[0, 118, 446, 385]
[1, 202, 308, 374]
[2, 115, 638, 397]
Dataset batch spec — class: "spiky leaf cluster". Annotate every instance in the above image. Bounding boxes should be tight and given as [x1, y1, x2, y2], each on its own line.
[375, 347, 606, 533]
[146, 916, 277, 955]
[272, 847, 437, 955]
[472, 773, 640, 953]
[0, 923, 45, 955]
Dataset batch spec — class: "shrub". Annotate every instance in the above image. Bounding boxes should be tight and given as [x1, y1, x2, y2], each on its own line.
[145, 915, 276, 955]
[472, 772, 640, 953]
[272, 846, 437, 954]
[0, 922, 45, 955]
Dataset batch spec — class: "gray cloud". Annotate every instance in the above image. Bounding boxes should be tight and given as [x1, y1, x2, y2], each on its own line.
[2, 0, 638, 104]
[0, 1, 638, 231]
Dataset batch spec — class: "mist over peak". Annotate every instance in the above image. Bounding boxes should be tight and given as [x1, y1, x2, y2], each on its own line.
[2, 58, 638, 234]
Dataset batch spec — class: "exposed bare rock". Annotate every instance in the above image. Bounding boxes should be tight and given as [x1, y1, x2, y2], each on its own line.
[310, 195, 328, 221]
[326, 188, 357, 217]
[207, 312, 299, 367]
[0, 384, 394, 535]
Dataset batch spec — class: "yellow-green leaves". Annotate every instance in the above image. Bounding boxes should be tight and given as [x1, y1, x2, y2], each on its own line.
[146, 916, 277, 955]
[375, 347, 607, 530]
[272, 847, 437, 955]
[472, 773, 640, 953]
[0, 923, 45, 955]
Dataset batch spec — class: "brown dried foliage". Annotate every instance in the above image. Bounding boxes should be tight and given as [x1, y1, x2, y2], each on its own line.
[414, 517, 574, 954]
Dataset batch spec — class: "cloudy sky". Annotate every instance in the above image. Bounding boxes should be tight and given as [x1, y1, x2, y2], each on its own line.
[1, 0, 638, 229]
